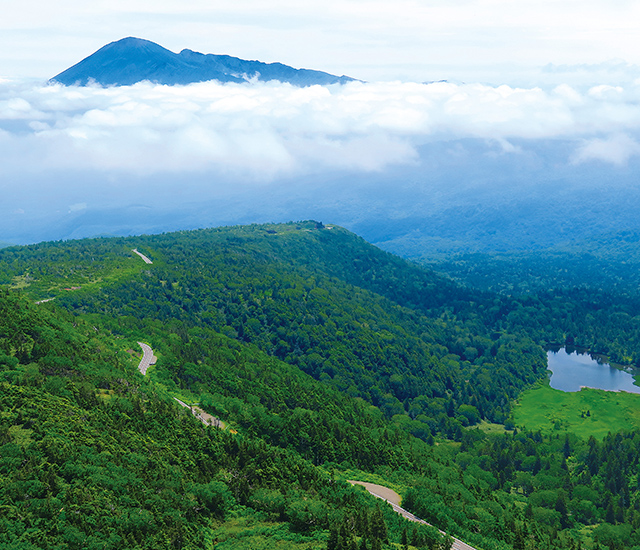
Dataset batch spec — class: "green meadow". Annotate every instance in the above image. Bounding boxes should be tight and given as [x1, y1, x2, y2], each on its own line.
[513, 381, 640, 439]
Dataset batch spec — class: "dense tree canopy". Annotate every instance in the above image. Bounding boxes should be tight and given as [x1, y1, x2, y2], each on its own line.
[3, 222, 640, 549]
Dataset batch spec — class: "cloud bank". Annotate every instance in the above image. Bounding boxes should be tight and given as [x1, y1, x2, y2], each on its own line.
[1, 78, 640, 183]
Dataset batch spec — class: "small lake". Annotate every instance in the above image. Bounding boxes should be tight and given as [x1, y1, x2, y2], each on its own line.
[547, 347, 640, 394]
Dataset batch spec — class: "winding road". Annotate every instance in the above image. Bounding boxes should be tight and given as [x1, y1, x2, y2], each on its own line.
[137, 342, 157, 375]
[348, 481, 478, 550]
[135, 342, 471, 547]
[132, 249, 153, 264]
[173, 398, 225, 428]
[136, 343, 225, 429]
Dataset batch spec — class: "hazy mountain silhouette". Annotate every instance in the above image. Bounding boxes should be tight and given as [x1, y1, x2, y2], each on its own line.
[50, 37, 355, 87]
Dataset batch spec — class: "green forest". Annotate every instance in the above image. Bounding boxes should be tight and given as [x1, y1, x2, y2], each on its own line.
[2, 221, 640, 549]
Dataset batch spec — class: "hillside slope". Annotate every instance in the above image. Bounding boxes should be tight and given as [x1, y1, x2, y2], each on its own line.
[0, 222, 546, 432]
[5, 223, 640, 549]
[0, 288, 452, 549]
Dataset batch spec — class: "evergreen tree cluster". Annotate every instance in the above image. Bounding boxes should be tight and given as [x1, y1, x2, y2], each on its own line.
[5, 222, 640, 548]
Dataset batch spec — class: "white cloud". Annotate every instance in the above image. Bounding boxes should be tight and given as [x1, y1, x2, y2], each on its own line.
[68, 202, 87, 213]
[2, 78, 640, 183]
[573, 134, 640, 166]
[0, 97, 46, 120]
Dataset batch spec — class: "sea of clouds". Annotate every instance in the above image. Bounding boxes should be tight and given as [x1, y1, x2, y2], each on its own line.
[1, 78, 640, 182]
[2, 76, 640, 244]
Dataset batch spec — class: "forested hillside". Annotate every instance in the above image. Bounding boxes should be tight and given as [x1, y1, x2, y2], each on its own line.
[0, 222, 547, 432]
[0, 288, 452, 549]
[423, 230, 640, 366]
[3, 222, 640, 549]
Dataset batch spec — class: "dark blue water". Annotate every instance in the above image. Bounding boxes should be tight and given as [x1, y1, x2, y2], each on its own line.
[547, 348, 640, 393]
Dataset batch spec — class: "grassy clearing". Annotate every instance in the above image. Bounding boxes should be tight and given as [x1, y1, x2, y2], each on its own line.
[8, 425, 34, 447]
[10, 274, 35, 290]
[513, 380, 640, 439]
[470, 420, 508, 435]
[19, 247, 158, 302]
[96, 389, 116, 402]
[210, 516, 326, 550]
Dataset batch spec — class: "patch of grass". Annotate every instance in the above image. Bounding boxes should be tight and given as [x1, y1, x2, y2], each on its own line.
[96, 389, 115, 402]
[17, 248, 159, 302]
[10, 274, 34, 289]
[211, 516, 326, 550]
[8, 424, 34, 447]
[513, 380, 640, 439]
[469, 421, 507, 435]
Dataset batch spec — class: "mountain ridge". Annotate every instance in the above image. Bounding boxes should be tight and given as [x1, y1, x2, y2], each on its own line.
[51, 37, 356, 87]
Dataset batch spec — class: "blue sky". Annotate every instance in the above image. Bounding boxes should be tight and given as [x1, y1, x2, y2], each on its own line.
[2, 0, 640, 244]
[3, 0, 640, 85]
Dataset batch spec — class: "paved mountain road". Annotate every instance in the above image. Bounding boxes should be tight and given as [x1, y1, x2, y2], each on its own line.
[132, 248, 153, 264]
[348, 481, 479, 550]
[137, 342, 157, 375]
[173, 398, 225, 428]
[136, 343, 225, 428]
[134, 342, 474, 547]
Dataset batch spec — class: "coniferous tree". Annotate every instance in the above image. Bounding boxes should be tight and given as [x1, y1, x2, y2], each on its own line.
[563, 434, 571, 457]
[606, 500, 616, 524]
[327, 527, 340, 550]
[514, 527, 525, 550]
[369, 504, 388, 544]
[556, 495, 570, 529]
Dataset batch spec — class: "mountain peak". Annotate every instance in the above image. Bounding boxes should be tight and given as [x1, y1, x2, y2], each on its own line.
[51, 37, 355, 87]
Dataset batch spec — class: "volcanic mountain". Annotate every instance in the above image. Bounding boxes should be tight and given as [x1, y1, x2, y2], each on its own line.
[51, 37, 355, 87]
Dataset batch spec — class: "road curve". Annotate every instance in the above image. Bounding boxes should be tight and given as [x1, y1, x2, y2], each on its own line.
[132, 248, 153, 264]
[173, 398, 225, 429]
[135, 344, 228, 430]
[348, 481, 479, 550]
[137, 342, 157, 375]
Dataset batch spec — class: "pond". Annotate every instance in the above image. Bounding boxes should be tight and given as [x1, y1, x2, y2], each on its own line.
[547, 347, 640, 393]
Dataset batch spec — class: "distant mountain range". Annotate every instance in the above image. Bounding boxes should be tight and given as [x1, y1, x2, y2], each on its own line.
[50, 37, 355, 87]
